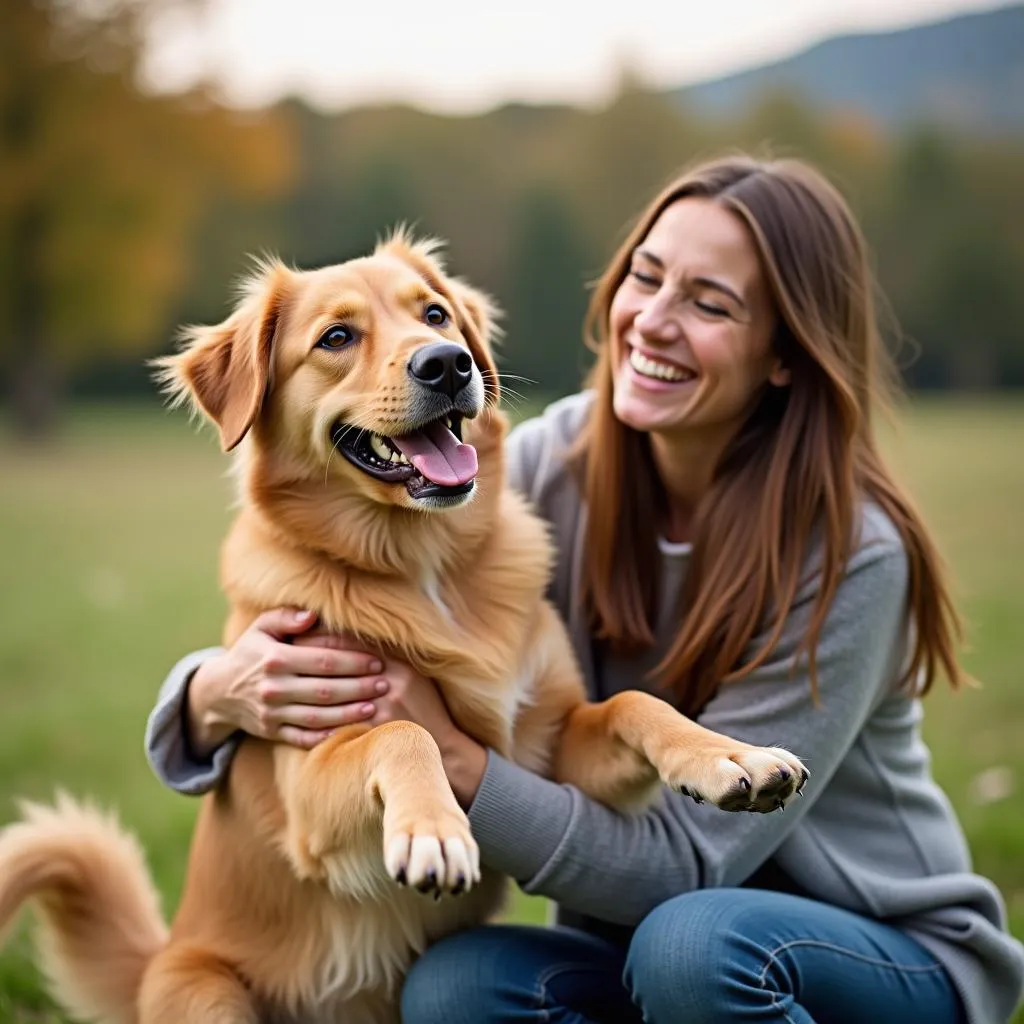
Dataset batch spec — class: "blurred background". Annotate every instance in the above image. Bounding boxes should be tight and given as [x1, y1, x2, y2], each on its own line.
[1, 0, 1022, 1018]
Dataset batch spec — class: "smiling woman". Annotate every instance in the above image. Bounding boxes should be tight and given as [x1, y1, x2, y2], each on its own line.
[137, 155, 1023, 1024]
[609, 198, 786, 450]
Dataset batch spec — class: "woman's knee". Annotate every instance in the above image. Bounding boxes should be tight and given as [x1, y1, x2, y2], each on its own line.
[625, 889, 763, 1020]
[401, 928, 497, 1024]
[402, 924, 560, 1024]
[626, 889, 964, 1024]
[403, 921, 630, 1024]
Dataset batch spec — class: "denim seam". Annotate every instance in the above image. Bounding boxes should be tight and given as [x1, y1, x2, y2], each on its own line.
[534, 960, 614, 1024]
[772, 988, 799, 1024]
[758, 937, 944, 1023]
[759, 939, 946, 979]
[757, 940, 800, 1024]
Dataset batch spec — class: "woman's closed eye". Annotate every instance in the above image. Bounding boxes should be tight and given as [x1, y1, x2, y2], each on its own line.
[694, 299, 730, 319]
[630, 269, 660, 289]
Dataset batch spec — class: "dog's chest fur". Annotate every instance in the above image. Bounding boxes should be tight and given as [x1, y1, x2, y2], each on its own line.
[222, 496, 552, 756]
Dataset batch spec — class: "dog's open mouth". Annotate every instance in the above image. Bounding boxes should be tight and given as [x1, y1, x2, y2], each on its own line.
[332, 413, 478, 500]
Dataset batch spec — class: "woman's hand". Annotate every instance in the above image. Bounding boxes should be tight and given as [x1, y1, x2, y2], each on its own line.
[186, 607, 488, 805]
[363, 657, 488, 807]
[186, 608, 386, 755]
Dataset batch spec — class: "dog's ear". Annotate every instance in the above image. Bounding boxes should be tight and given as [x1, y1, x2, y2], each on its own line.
[445, 277, 502, 405]
[152, 260, 293, 451]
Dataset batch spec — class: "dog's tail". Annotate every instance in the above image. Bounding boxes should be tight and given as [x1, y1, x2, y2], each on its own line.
[0, 792, 168, 1024]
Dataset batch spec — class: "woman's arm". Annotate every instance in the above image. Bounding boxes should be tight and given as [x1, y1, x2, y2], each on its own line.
[145, 645, 232, 796]
[464, 537, 910, 925]
[144, 608, 386, 794]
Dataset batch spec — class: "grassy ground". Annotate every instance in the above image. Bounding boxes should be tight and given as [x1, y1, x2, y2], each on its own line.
[0, 395, 1021, 1021]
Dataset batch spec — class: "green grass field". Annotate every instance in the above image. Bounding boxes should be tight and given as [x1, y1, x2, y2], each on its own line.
[1, 396, 1022, 1022]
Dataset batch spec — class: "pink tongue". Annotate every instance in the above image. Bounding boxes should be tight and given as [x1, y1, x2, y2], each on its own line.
[392, 421, 478, 487]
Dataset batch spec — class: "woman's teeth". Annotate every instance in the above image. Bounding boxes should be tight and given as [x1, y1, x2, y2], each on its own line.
[629, 348, 694, 382]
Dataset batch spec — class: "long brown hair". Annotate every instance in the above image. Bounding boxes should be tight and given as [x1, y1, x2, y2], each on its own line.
[576, 155, 964, 715]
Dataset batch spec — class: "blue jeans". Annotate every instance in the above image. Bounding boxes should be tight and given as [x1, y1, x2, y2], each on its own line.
[401, 889, 965, 1023]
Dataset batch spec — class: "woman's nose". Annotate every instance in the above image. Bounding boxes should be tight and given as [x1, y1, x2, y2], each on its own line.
[634, 296, 681, 345]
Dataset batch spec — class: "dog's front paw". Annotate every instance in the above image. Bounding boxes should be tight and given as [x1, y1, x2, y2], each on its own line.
[383, 806, 481, 897]
[660, 745, 808, 813]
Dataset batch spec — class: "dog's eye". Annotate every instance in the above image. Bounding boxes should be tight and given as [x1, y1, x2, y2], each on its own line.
[317, 325, 356, 349]
[424, 304, 449, 328]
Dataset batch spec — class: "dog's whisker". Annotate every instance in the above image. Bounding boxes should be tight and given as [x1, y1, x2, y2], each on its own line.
[323, 424, 358, 488]
[498, 396, 526, 414]
[478, 371, 533, 409]
[324, 433, 344, 488]
[498, 387, 528, 403]
[496, 389, 529, 410]
[480, 376, 526, 396]
[481, 370, 537, 390]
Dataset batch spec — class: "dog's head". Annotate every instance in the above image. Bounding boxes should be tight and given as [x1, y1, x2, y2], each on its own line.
[155, 232, 501, 513]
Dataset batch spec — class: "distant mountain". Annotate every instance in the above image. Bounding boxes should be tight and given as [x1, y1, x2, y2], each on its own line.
[671, 4, 1024, 134]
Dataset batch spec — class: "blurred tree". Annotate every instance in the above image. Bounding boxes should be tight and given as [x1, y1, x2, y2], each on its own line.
[15, 57, 1020, 408]
[731, 91, 832, 164]
[908, 211, 1023, 389]
[0, 0, 293, 438]
[574, 83, 704, 251]
[505, 186, 592, 398]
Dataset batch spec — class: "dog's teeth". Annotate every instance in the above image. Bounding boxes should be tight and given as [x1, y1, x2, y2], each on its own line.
[369, 435, 392, 462]
[369, 432, 411, 466]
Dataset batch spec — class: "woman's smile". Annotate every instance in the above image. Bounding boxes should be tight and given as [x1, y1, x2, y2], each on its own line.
[625, 345, 698, 390]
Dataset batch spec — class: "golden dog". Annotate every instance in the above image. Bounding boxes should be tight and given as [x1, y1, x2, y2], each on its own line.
[0, 233, 806, 1023]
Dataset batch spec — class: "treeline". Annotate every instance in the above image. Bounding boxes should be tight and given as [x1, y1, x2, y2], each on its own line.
[185, 90, 1024, 399]
[3, 3, 1023, 435]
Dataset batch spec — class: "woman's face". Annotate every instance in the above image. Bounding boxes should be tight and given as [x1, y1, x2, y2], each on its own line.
[609, 197, 788, 441]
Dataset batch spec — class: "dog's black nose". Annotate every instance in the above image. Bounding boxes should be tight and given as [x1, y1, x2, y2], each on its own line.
[408, 342, 474, 399]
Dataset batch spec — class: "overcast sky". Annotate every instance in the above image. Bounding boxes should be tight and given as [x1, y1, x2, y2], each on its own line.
[143, 0, 1009, 114]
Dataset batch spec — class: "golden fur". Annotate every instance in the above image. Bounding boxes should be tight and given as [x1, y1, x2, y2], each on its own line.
[0, 232, 806, 1023]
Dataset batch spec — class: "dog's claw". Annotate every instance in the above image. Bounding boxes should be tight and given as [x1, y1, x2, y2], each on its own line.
[395, 867, 407, 886]
[415, 869, 438, 894]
